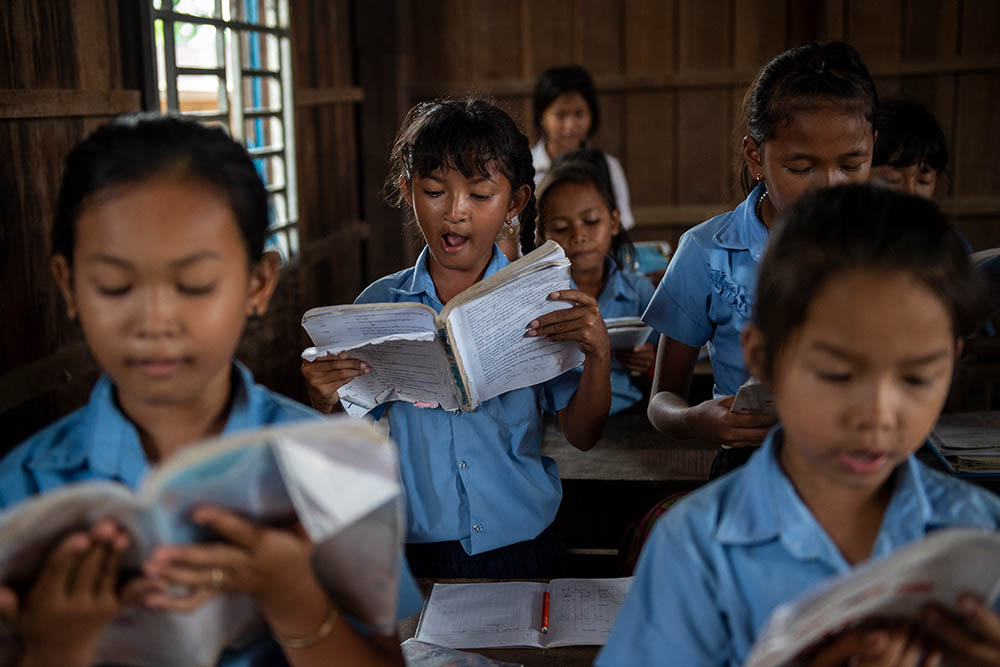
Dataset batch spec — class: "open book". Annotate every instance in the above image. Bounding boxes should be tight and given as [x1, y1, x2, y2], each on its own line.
[0, 418, 406, 667]
[413, 578, 632, 649]
[605, 317, 652, 351]
[730, 376, 777, 416]
[926, 411, 1000, 476]
[301, 241, 585, 413]
[745, 529, 1000, 667]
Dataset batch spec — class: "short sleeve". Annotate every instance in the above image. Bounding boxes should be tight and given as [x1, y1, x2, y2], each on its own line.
[596, 512, 730, 667]
[606, 154, 635, 230]
[541, 367, 582, 414]
[642, 232, 714, 347]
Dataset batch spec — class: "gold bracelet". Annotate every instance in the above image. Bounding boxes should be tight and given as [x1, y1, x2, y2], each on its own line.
[272, 604, 340, 649]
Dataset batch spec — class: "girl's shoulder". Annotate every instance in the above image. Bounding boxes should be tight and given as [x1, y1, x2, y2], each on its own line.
[355, 265, 419, 305]
[912, 459, 1000, 528]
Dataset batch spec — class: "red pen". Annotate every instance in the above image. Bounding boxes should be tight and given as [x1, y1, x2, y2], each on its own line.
[541, 590, 550, 634]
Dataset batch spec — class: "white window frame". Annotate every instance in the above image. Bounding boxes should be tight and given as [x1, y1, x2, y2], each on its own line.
[146, 0, 299, 259]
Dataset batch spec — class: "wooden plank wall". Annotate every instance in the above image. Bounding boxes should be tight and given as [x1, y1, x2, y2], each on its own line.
[0, 0, 365, 452]
[402, 0, 1000, 253]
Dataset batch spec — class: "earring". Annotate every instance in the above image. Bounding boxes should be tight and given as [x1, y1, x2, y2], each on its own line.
[756, 173, 762, 181]
[506, 214, 519, 227]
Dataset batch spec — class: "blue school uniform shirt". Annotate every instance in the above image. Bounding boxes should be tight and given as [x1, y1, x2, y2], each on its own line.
[356, 245, 581, 555]
[585, 257, 656, 414]
[642, 183, 768, 397]
[0, 360, 423, 667]
[597, 427, 1000, 667]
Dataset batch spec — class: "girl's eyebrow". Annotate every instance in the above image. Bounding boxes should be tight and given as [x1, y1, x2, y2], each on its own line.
[811, 340, 951, 365]
[84, 251, 221, 268]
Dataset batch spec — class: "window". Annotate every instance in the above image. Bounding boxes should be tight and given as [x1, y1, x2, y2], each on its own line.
[150, 0, 299, 259]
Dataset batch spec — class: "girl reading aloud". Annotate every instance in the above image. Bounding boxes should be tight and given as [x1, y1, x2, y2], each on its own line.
[302, 99, 611, 579]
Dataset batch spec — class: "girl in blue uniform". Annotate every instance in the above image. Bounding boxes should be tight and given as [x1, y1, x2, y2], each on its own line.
[301, 99, 611, 579]
[644, 42, 878, 477]
[0, 115, 419, 667]
[536, 149, 656, 414]
[599, 185, 1000, 667]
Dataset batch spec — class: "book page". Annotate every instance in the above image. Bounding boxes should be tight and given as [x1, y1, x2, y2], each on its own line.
[608, 326, 652, 351]
[414, 582, 546, 649]
[745, 530, 1000, 667]
[446, 261, 585, 408]
[546, 578, 632, 648]
[0, 483, 144, 582]
[332, 337, 460, 412]
[301, 303, 438, 353]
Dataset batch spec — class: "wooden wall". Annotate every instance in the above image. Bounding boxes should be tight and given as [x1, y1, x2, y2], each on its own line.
[399, 0, 1000, 253]
[2, 1, 999, 452]
[0, 0, 365, 452]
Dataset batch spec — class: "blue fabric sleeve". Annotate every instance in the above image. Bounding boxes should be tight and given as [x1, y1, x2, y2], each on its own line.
[642, 232, 714, 347]
[597, 512, 729, 667]
[542, 367, 583, 414]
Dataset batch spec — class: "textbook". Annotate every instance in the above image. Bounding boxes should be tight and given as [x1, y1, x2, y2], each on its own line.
[0, 418, 406, 667]
[925, 411, 1000, 477]
[730, 376, 777, 416]
[745, 529, 1000, 667]
[400, 639, 523, 667]
[300, 240, 585, 413]
[605, 317, 653, 351]
[413, 578, 632, 649]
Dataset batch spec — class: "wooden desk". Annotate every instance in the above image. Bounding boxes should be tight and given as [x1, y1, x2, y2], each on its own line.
[541, 414, 718, 575]
[542, 413, 717, 483]
[398, 579, 599, 667]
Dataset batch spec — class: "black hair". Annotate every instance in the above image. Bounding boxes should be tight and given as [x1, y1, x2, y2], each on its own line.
[532, 65, 601, 138]
[754, 184, 988, 381]
[53, 113, 269, 265]
[536, 148, 635, 270]
[737, 42, 879, 194]
[384, 98, 538, 256]
[873, 98, 948, 172]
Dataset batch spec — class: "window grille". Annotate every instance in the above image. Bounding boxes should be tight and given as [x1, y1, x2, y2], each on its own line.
[150, 0, 298, 259]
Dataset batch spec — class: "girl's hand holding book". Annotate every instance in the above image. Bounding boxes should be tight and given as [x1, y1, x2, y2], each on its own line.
[0, 520, 131, 667]
[919, 594, 1000, 666]
[800, 622, 938, 667]
[301, 352, 370, 414]
[526, 290, 610, 361]
[687, 395, 776, 448]
[614, 342, 656, 374]
[142, 506, 330, 633]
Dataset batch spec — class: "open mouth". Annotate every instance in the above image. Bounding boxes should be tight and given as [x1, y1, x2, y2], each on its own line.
[441, 232, 469, 253]
[839, 450, 889, 475]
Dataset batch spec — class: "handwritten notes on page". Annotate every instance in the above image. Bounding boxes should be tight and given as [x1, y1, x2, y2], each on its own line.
[414, 578, 632, 649]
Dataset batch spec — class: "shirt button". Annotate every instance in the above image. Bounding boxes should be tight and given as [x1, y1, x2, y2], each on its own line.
[472, 523, 483, 533]
[459, 460, 468, 470]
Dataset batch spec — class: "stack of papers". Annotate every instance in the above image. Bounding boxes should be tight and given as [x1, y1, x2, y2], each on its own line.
[926, 411, 1000, 476]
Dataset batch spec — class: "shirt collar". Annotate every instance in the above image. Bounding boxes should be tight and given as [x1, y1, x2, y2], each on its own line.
[712, 181, 770, 260]
[26, 361, 260, 484]
[716, 427, 955, 570]
[389, 244, 510, 308]
[532, 140, 551, 173]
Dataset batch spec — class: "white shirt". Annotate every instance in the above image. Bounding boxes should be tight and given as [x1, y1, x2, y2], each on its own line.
[531, 140, 635, 230]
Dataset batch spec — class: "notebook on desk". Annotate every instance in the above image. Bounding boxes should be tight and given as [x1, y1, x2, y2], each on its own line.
[925, 411, 1000, 477]
[413, 578, 632, 650]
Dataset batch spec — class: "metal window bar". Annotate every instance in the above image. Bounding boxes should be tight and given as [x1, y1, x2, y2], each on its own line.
[150, 0, 298, 258]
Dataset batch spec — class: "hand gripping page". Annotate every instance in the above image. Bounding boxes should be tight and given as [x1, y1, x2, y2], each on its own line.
[270, 418, 406, 634]
[301, 302, 461, 412]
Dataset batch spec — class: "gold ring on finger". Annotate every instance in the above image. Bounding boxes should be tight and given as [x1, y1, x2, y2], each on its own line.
[210, 567, 225, 592]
